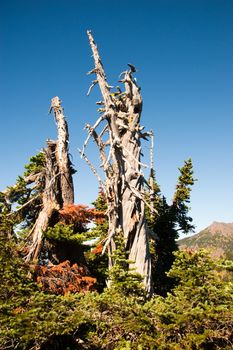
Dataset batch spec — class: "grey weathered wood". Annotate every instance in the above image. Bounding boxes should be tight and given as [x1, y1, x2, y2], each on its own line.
[50, 96, 74, 205]
[25, 98, 74, 261]
[25, 142, 60, 261]
[84, 31, 153, 293]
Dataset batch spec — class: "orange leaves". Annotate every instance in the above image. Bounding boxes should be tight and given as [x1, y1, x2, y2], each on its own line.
[33, 203, 106, 295]
[59, 204, 105, 226]
[184, 248, 195, 255]
[91, 244, 103, 255]
[13, 306, 25, 314]
[35, 260, 96, 295]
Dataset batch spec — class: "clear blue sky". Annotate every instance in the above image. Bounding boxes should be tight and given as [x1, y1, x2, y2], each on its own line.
[1, 0, 233, 236]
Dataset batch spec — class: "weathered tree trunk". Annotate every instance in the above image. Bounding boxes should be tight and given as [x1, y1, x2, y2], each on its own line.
[25, 142, 60, 261]
[82, 31, 153, 293]
[25, 98, 74, 262]
[51, 96, 74, 205]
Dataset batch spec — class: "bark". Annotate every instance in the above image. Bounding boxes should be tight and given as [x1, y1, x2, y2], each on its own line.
[50, 96, 74, 205]
[25, 98, 74, 262]
[25, 142, 60, 261]
[83, 31, 154, 293]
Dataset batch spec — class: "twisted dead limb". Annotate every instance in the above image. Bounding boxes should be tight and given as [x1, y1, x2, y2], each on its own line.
[82, 31, 155, 293]
[50, 96, 74, 204]
[25, 143, 60, 261]
[25, 98, 74, 262]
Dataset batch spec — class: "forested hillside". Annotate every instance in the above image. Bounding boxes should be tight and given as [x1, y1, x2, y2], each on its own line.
[178, 222, 233, 260]
[0, 32, 232, 350]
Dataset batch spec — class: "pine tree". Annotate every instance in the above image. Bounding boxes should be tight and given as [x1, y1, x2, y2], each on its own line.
[147, 249, 233, 349]
[1, 152, 46, 238]
[107, 230, 146, 299]
[147, 158, 195, 295]
[85, 190, 109, 292]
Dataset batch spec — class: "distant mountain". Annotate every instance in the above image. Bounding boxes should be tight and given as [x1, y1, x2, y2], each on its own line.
[178, 222, 233, 260]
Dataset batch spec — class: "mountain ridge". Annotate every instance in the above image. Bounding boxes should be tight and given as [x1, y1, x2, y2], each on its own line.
[178, 221, 233, 260]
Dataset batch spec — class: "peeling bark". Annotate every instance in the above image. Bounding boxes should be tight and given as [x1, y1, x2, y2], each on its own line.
[50, 96, 74, 205]
[25, 142, 60, 261]
[82, 31, 155, 293]
[25, 98, 74, 262]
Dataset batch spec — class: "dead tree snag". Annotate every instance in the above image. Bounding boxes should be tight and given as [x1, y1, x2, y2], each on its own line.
[50, 96, 74, 205]
[81, 31, 155, 293]
[25, 97, 74, 261]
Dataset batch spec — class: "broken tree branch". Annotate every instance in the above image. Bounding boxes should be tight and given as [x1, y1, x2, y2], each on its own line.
[78, 148, 105, 189]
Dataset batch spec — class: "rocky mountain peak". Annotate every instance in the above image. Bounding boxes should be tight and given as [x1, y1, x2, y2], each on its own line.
[178, 221, 233, 260]
[207, 221, 233, 236]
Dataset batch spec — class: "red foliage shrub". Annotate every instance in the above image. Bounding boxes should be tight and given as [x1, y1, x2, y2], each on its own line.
[59, 204, 105, 226]
[13, 307, 25, 314]
[91, 243, 103, 255]
[35, 260, 96, 295]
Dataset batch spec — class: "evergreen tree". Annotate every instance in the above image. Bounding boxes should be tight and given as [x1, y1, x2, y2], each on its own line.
[85, 190, 109, 292]
[146, 249, 233, 349]
[1, 152, 46, 238]
[147, 158, 195, 295]
[107, 231, 146, 299]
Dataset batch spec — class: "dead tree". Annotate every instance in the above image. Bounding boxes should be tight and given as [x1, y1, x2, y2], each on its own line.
[25, 97, 74, 261]
[50, 96, 74, 204]
[81, 31, 155, 293]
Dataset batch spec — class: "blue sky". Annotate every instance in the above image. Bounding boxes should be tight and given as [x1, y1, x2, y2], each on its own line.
[1, 0, 233, 236]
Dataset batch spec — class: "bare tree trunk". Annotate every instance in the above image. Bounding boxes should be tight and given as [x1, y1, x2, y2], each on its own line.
[25, 98, 74, 262]
[51, 96, 74, 205]
[25, 142, 60, 261]
[82, 31, 154, 293]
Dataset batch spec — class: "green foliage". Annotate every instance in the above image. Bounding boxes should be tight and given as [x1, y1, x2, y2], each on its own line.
[44, 223, 96, 246]
[87, 248, 108, 292]
[1, 225, 232, 350]
[0, 231, 35, 305]
[0, 229, 37, 349]
[173, 158, 195, 233]
[72, 250, 233, 350]
[85, 191, 109, 292]
[92, 190, 108, 212]
[89, 190, 109, 241]
[107, 231, 146, 300]
[178, 224, 233, 260]
[1, 149, 232, 349]
[0, 225, 83, 350]
[150, 196, 180, 295]
[173, 158, 195, 202]
[0, 193, 12, 221]
[23, 152, 45, 177]
[73, 290, 155, 350]
[4, 177, 28, 209]
[1, 153, 46, 237]
[147, 159, 195, 295]
[5, 152, 45, 208]
[145, 249, 233, 349]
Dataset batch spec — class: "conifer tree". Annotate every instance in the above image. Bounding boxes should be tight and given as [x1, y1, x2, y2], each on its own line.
[148, 249, 233, 349]
[85, 190, 109, 292]
[147, 158, 195, 295]
[107, 231, 146, 299]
